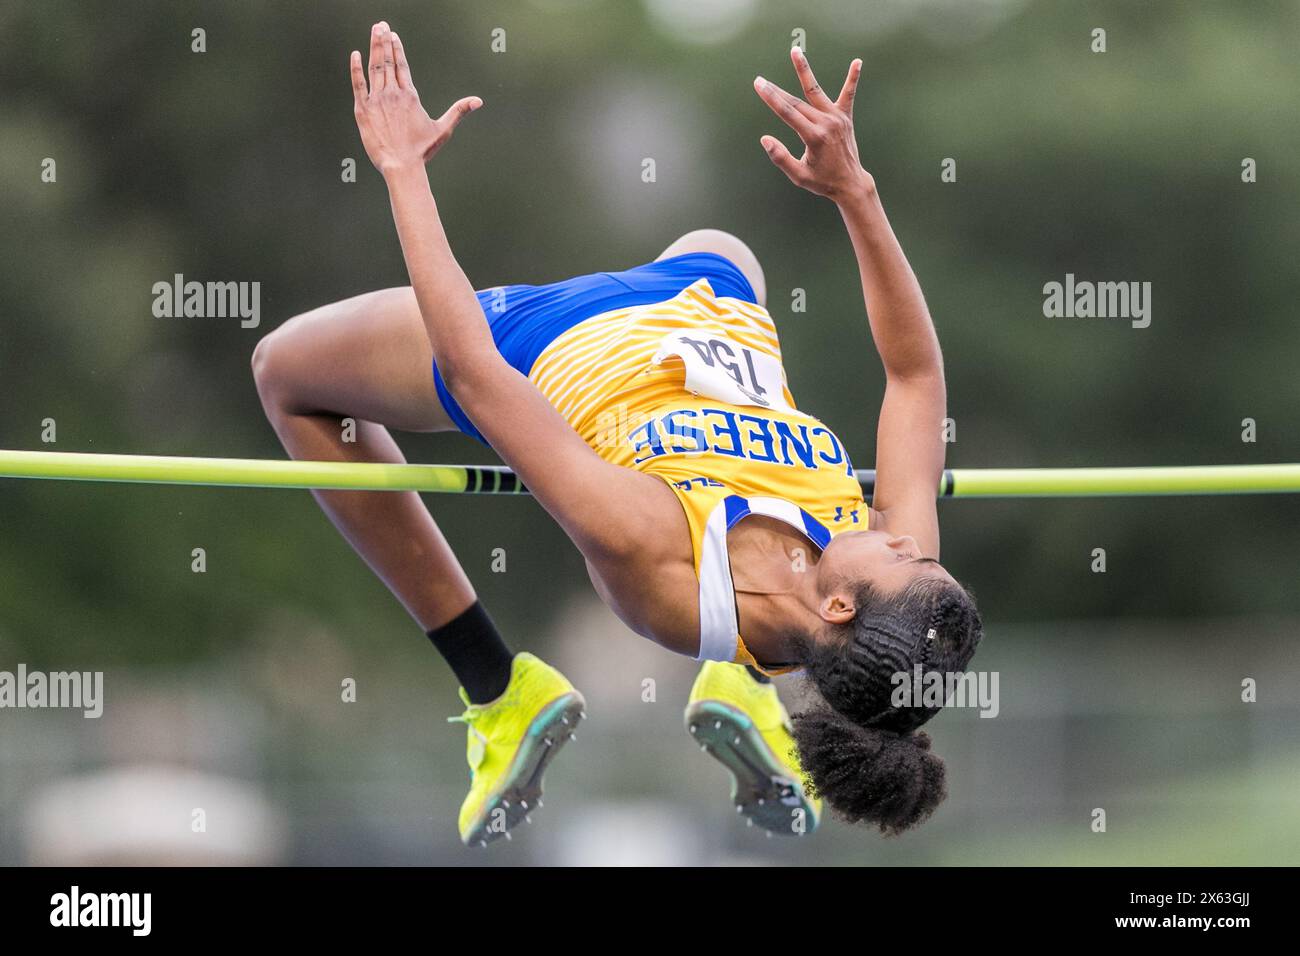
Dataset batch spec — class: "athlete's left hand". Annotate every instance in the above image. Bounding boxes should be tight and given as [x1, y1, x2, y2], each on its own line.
[350, 21, 482, 177]
[754, 48, 871, 202]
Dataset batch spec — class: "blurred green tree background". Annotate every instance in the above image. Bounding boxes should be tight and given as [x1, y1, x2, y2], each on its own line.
[0, 0, 1296, 865]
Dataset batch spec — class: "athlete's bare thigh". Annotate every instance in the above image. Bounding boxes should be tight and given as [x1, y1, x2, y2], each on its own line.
[257, 286, 455, 433]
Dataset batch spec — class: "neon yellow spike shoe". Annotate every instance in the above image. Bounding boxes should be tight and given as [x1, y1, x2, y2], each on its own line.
[685, 661, 821, 837]
[448, 652, 586, 848]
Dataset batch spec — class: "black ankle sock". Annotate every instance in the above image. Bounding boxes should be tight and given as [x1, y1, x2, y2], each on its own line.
[426, 601, 514, 704]
[744, 664, 772, 684]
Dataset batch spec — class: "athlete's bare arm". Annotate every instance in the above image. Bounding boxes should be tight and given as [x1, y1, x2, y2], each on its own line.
[349, 24, 677, 571]
[755, 48, 945, 558]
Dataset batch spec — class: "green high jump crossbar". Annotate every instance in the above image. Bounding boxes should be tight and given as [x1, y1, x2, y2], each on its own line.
[1, 449, 1299, 499]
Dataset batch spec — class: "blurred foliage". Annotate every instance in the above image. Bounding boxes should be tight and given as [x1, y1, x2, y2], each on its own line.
[1, 0, 1298, 671]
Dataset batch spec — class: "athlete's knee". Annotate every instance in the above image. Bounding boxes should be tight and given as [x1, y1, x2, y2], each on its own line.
[658, 228, 766, 306]
[251, 317, 306, 411]
[662, 227, 745, 258]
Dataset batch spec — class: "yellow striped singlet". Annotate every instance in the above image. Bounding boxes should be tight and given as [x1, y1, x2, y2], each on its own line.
[528, 278, 866, 672]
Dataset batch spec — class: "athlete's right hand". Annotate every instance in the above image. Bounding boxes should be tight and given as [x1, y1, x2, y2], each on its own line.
[350, 21, 482, 177]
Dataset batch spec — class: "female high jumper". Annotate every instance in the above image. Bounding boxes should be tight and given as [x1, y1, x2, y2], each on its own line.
[253, 22, 982, 846]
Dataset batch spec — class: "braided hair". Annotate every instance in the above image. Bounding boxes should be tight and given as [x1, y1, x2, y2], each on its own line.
[792, 576, 983, 834]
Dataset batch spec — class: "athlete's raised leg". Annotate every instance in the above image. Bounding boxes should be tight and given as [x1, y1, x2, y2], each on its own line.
[657, 228, 767, 306]
[252, 284, 585, 847]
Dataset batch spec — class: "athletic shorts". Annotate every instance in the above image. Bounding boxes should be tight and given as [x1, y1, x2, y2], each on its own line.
[432, 251, 758, 444]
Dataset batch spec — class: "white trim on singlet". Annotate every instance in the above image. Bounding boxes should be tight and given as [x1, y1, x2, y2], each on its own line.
[695, 494, 833, 663]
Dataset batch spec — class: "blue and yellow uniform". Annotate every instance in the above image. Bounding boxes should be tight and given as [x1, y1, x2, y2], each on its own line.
[435, 252, 867, 672]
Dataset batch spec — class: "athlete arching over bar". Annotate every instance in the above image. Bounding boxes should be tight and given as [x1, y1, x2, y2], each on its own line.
[252, 22, 982, 846]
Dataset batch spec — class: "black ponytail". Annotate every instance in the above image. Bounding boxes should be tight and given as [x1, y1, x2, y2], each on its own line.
[791, 712, 945, 834]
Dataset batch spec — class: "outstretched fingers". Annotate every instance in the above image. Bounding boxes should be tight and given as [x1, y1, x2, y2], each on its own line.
[435, 96, 484, 135]
[381, 28, 397, 89]
[790, 46, 835, 110]
[760, 135, 807, 188]
[836, 58, 863, 115]
[367, 21, 389, 93]
[391, 32, 413, 89]
[753, 75, 819, 142]
[350, 49, 368, 104]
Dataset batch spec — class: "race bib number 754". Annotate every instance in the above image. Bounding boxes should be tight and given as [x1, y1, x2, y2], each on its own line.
[650, 331, 794, 413]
